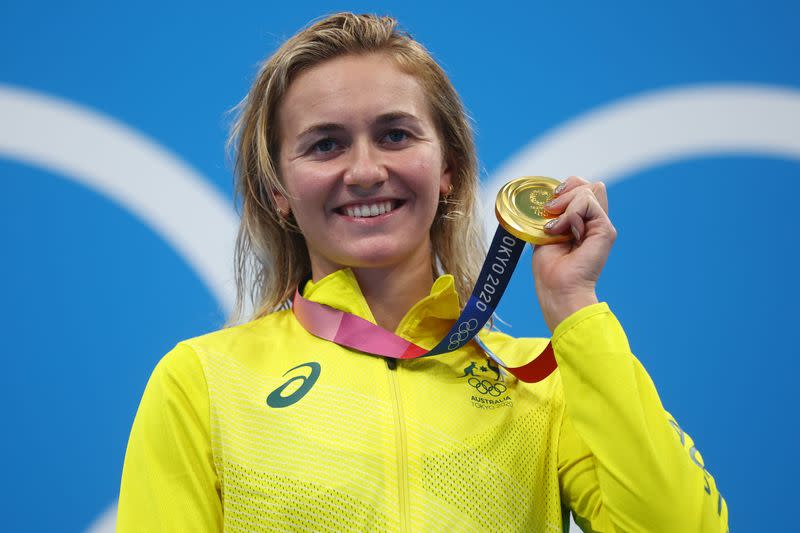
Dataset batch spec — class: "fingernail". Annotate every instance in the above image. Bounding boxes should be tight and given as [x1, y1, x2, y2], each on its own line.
[544, 218, 559, 230]
[544, 199, 558, 210]
[571, 225, 581, 242]
[554, 182, 567, 195]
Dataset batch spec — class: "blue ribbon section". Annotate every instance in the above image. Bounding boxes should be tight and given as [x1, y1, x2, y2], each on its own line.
[426, 226, 526, 356]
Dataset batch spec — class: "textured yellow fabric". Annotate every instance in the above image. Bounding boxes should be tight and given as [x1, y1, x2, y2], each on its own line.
[118, 343, 222, 531]
[118, 269, 727, 532]
[552, 304, 728, 532]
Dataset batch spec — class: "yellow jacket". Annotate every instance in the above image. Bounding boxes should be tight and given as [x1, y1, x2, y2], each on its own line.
[119, 269, 728, 532]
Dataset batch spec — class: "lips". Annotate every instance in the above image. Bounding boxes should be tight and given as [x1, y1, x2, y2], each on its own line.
[335, 200, 402, 218]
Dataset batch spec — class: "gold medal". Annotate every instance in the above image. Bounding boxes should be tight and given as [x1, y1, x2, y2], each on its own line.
[495, 176, 570, 244]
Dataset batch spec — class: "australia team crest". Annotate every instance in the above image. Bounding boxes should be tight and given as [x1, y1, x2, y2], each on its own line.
[460, 358, 512, 409]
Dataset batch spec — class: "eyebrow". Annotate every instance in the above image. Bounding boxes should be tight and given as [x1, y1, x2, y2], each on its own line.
[296, 111, 422, 140]
[374, 111, 420, 126]
[295, 123, 345, 141]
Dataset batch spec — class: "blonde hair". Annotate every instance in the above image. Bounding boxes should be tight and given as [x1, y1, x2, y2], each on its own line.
[229, 12, 485, 322]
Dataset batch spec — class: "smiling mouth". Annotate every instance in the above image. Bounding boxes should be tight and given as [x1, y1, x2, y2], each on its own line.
[337, 200, 402, 219]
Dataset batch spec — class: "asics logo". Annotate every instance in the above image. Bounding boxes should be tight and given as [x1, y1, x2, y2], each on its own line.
[266, 362, 321, 408]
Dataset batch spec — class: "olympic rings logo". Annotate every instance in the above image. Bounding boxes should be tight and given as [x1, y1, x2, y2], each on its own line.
[448, 318, 479, 350]
[468, 377, 507, 397]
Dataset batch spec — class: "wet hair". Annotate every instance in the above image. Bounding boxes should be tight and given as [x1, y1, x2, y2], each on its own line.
[228, 12, 484, 321]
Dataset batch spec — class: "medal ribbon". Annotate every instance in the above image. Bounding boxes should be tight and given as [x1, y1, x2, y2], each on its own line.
[292, 226, 558, 383]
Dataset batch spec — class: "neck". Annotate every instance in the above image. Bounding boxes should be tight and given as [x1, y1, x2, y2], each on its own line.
[352, 259, 435, 331]
[310, 247, 436, 332]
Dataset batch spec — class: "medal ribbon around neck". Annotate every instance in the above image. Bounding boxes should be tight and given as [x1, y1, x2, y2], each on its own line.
[292, 177, 566, 384]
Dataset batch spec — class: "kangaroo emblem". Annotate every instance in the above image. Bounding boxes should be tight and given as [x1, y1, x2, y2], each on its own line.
[460, 362, 478, 377]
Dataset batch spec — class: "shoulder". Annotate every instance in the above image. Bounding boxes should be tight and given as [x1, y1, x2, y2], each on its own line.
[153, 309, 296, 383]
[178, 308, 295, 357]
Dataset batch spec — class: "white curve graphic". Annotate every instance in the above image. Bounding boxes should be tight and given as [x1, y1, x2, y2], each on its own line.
[0, 84, 239, 312]
[483, 84, 800, 237]
[0, 85, 238, 533]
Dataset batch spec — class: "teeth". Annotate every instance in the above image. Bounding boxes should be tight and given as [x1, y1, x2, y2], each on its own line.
[344, 201, 394, 218]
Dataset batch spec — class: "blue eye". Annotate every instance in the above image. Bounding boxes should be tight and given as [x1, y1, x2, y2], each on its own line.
[314, 138, 337, 153]
[384, 130, 408, 143]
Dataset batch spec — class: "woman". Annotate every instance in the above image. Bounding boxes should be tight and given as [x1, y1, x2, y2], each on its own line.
[118, 13, 728, 532]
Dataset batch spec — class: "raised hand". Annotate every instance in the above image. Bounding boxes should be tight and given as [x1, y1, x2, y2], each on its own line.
[532, 176, 617, 332]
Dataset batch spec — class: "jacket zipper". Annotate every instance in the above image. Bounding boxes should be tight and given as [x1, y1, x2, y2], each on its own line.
[386, 358, 410, 532]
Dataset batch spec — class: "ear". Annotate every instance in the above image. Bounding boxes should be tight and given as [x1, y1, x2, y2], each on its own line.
[439, 160, 453, 196]
[272, 188, 290, 216]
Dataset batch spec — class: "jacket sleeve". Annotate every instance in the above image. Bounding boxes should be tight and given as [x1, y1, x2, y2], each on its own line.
[118, 343, 222, 532]
[554, 303, 728, 532]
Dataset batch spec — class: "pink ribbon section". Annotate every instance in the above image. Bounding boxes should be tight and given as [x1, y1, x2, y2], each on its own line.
[292, 290, 343, 340]
[334, 312, 427, 359]
[293, 288, 558, 383]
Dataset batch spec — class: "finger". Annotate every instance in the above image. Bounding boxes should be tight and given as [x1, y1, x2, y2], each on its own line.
[544, 208, 587, 241]
[543, 213, 585, 242]
[591, 181, 609, 214]
[569, 216, 585, 243]
[553, 175, 590, 197]
[543, 188, 612, 241]
[544, 182, 608, 215]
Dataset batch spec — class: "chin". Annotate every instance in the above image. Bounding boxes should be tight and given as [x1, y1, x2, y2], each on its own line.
[311, 233, 433, 274]
[349, 253, 409, 269]
[336, 246, 426, 271]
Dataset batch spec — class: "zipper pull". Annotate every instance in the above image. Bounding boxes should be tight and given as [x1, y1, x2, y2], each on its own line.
[385, 358, 397, 370]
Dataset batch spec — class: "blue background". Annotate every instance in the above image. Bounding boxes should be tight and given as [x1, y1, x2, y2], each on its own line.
[2, 1, 798, 531]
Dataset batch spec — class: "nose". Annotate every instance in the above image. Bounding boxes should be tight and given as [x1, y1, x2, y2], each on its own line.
[343, 140, 388, 190]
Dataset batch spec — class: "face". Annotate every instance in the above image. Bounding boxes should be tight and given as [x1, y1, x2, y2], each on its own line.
[276, 53, 452, 280]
